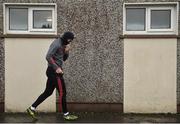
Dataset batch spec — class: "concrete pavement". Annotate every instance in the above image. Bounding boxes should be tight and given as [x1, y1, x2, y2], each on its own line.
[0, 112, 180, 123]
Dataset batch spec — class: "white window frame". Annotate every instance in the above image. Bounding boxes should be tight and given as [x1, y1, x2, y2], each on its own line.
[3, 3, 57, 35]
[6, 6, 29, 34]
[123, 2, 179, 35]
[29, 7, 55, 32]
[124, 6, 147, 34]
[147, 7, 174, 32]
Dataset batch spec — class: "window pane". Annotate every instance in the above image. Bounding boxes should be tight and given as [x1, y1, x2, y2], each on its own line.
[33, 10, 52, 29]
[151, 10, 171, 29]
[126, 8, 145, 31]
[9, 8, 28, 30]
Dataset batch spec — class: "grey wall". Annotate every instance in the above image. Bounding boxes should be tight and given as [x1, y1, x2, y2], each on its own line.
[0, 0, 4, 112]
[0, 0, 124, 104]
[177, 39, 180, 104]
[0, 38, 4, 112]
[1, 0, 180, 110]
[57, 0, 123, 103]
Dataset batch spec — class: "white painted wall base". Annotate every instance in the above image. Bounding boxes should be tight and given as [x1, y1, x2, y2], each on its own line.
[5, 38, 56, 112]
[124, 38, 177, 113]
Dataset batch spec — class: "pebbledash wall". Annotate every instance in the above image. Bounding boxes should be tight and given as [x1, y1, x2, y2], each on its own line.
[0, 0, 180, 113]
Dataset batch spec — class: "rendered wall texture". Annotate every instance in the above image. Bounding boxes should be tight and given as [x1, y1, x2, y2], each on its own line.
[177, 39, 180, 104]
[1, 0, 180, 112]
[5, 38, 56, 112]
[0, 38, 4, 112]
[57, 0, 124, 102]
[0, 0, 124, 104]
[124, 38, 177, 113]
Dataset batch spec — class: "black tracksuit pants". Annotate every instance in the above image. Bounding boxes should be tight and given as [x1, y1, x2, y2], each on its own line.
[32, 66, 68, 113]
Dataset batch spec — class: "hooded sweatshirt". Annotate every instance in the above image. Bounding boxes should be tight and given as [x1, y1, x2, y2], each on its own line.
[46, 37, 69, 71]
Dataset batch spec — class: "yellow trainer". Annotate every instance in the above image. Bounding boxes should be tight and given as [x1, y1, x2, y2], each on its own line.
[27, 107, 38, 120]
[63, 114, 78, 120]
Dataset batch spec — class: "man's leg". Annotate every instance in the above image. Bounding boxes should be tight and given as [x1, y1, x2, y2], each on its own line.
[56, 74, 68, 113]
[31, 77, 56, 108]
[27, 67, 56, 119]
[56, 74, 78, 120]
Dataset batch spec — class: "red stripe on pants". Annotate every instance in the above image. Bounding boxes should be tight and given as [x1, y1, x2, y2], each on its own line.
[50, 57, 56, 64]
[57, 77, 63, 112]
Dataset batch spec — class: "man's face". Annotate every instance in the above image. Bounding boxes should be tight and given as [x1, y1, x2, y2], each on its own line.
[64, 39, 72, 45]
[67, 39, 72, 43]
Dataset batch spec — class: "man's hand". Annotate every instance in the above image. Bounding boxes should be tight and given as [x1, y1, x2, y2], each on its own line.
[64, 44, 70, 53]
[56, 67, 63, 74]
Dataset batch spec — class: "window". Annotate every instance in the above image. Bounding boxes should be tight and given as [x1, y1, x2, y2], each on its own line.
[9, 8, 28, 30]
[151, 10, 171, 29]
[33, 10, 52, 29]
[123, 2, 178, 35]
[126, 8, 146, 31]
[4, 3, 57, 35]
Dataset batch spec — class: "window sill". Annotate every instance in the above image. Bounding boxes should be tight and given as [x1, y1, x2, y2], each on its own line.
[1, 34, 59, 38]
[122, 34, 178, 39]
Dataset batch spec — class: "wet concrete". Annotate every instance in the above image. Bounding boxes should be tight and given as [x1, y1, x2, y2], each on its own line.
[0, 112, 180, 123]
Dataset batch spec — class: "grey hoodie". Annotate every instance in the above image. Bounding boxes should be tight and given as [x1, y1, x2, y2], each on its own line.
[46, 37, 69, 70]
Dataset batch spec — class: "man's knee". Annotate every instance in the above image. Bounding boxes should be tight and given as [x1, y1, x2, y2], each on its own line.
[43, 90, 53, 97]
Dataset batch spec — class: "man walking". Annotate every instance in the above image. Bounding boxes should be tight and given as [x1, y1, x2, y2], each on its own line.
[27, 32, 78, 120]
